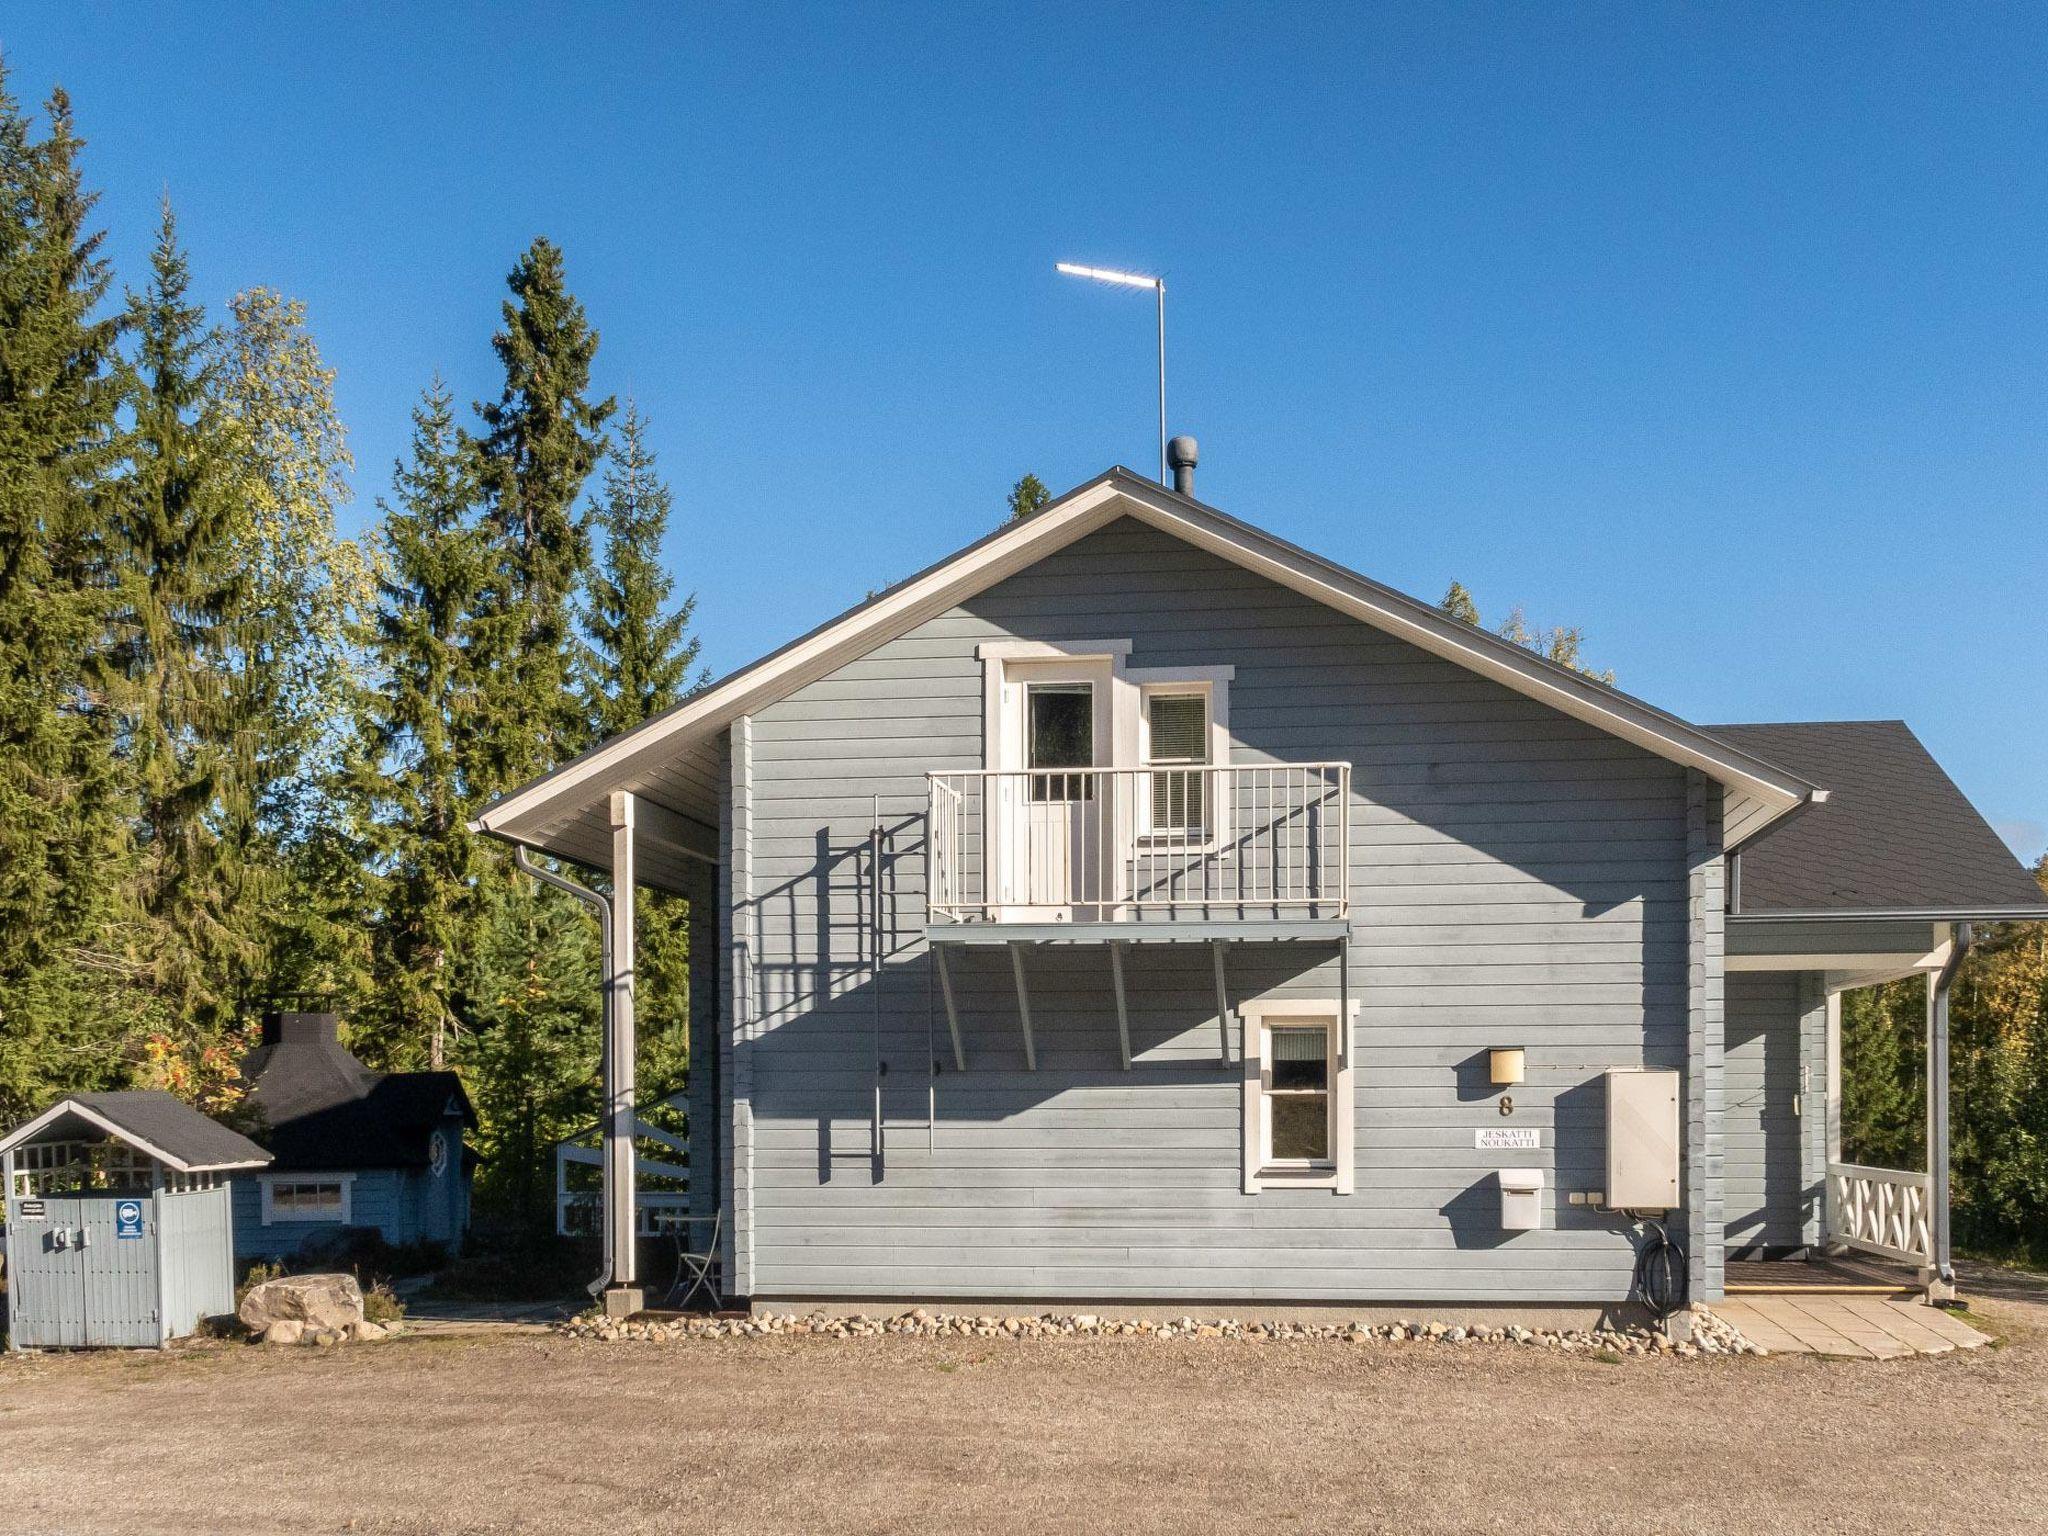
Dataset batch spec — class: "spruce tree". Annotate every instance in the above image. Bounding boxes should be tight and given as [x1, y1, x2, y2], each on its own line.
[1007, 472, 1049, 521]
[578, 402, 703, 1098]
[580, 403, 702, 739]
[355, 377, 485, 1069]
[110, 199, 246, 1029]
[0, 78, 133, 1117]
[467, 236, 613, 793]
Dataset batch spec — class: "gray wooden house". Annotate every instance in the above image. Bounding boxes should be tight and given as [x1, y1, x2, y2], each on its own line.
[474, 461, 2047, 1321]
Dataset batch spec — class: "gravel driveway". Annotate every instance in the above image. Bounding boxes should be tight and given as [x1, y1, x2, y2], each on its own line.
[1, 1287, 2043, 1536]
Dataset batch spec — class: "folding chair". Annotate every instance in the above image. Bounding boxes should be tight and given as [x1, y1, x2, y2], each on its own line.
[667, 1211, 724, 1311]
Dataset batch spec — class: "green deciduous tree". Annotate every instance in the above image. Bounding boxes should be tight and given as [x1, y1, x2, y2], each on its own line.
[1439, 582, 1615, 684]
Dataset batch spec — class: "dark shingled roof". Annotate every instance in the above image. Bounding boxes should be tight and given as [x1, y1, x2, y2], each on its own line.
[1706, 720, 2048, 918]
[241, 1014, 476, 1173]
[0, 1090, 271, 1171]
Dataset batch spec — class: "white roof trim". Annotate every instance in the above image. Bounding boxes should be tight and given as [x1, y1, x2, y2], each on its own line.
[0, 1098, 268, 1174]
[475, 470, 1818, 847]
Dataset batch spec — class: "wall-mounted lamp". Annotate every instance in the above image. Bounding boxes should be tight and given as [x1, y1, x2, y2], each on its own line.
[1489, 1048, 1526, 1087]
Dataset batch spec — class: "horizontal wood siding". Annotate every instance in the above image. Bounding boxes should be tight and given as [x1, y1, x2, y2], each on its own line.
[1724, 971, 1809, 1251]
[739, 517, 1693, 1303]
[232, 1170, 408, 1261]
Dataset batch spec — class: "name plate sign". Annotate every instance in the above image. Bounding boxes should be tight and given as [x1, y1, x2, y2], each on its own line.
[1476, 1128, 1541, 1150]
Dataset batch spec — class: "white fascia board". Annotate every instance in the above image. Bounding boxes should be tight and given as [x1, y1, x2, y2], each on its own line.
[477, 470, 1819, 847]
[0, 1100, 194, 1173]
[474, 480, 1133, 842]
[1107, 479, 1816, 822]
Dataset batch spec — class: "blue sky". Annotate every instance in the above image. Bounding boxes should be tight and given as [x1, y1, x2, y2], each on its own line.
[8, 4, 2045, 857]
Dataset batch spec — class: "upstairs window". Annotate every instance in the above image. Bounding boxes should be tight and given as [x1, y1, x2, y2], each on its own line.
[1027, 683, 1095, 802]
[1141, 686, 1210, 834]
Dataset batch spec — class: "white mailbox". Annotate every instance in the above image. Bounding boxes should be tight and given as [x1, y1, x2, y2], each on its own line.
[1606, 1067, 1681, 1210]
[1498, 1168, 1545, 1230]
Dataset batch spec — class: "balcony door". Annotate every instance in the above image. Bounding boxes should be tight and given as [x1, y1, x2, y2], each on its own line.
[994, 659, 1113, 920]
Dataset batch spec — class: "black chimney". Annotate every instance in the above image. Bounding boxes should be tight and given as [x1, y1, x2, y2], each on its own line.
[1167, 435, 1199, 497]
[260, 1011, 341, 1047]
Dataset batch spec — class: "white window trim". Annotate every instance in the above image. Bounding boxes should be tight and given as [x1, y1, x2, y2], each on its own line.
[259, 1173, 355, 1226]
[1131, 671, 1233, 848]
[1240, 999, 1357, 1195]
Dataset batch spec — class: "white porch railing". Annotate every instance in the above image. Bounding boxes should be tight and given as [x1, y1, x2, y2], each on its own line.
[927, 763, 1350, 924]
[553, 1091, 691, 1238]
[556, 1188, 693, 1239]
[1826, 1162, 1932, 1266]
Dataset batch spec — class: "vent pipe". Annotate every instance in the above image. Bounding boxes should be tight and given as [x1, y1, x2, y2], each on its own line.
[1167, 435, 1199, 497]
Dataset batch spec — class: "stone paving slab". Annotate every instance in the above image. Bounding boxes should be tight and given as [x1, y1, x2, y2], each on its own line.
[1714, 1295, 1989, 1357]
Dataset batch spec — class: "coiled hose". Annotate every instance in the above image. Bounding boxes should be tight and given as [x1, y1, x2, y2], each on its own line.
[1632, 1219, 1687, 1322]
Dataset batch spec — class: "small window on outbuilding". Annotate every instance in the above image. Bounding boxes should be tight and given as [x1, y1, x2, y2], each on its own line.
[261, 1176, 351, 1225]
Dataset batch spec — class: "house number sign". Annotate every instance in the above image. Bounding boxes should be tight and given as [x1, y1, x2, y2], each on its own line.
[1476, 1128, 1540, 1150]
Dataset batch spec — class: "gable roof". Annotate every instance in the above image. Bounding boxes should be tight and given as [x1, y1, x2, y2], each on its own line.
[1707, 720, 2048, 921]
[474, 467, 1819, 873]
[241, 1014, 475, 1173]
[0, 1090, 272, 1173]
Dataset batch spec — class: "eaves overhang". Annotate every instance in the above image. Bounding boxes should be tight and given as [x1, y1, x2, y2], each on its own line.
[473, 467, 1821, 857]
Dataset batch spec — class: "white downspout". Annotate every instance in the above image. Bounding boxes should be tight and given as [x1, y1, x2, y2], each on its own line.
[513, 846, 616, 1300]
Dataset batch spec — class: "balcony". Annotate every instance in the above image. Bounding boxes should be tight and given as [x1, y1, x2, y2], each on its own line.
[926, 762, 1350, 943]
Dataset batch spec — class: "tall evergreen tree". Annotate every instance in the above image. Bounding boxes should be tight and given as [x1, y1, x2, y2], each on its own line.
[354, 377, 485, 1069]
[578, 403, 703, 1098]
[467, 236, 613, 794]
[109, 199, 246, 1029]
[1007, 472, 1049, 521]
[580, 403, 702, 739]
[0, 78, 134, 1118]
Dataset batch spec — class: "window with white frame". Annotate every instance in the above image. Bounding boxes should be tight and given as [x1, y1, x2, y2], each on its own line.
[1140, 684, 1210, 835]
[1241, 1001, 1355, 1193]
[261, 1176, 351, 1225]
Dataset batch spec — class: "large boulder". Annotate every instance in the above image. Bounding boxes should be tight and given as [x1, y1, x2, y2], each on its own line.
[239, 1273, 364, 1335]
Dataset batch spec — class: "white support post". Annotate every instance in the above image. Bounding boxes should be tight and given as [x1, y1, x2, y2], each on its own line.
[1211, 941, 1232, 1066]
[934, 945, 966, 1071]
[1109, 942, 1133, 1070]
[606, 790, 641, 1308]
[1823, 989, 1845, 1253]
[1925, 935, 1958, 1300]
[1009, 943, 1037, 1071]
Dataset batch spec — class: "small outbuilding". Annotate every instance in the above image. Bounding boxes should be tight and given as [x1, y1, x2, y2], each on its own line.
[234, 1011, 476, 1262]
[1, 1092, 271, 1349]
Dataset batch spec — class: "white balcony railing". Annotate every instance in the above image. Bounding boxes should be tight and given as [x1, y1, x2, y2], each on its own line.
[1826, 1162, 1932, 1266]
[927, 763, 1350, 924]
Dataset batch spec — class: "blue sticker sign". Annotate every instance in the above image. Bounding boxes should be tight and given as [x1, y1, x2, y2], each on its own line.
[115, 1199, 144, 1239]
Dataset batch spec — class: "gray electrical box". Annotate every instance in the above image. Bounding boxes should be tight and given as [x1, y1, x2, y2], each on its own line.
[1605, 1068, 1680, 1210]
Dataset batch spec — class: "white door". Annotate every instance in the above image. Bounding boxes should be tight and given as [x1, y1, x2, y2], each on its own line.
[993, 662, 1111, 919]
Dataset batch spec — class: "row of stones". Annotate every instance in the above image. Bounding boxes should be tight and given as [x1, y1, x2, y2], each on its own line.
[256, 1317, 399, 1347]
[558, 1304, 1765, 1357]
